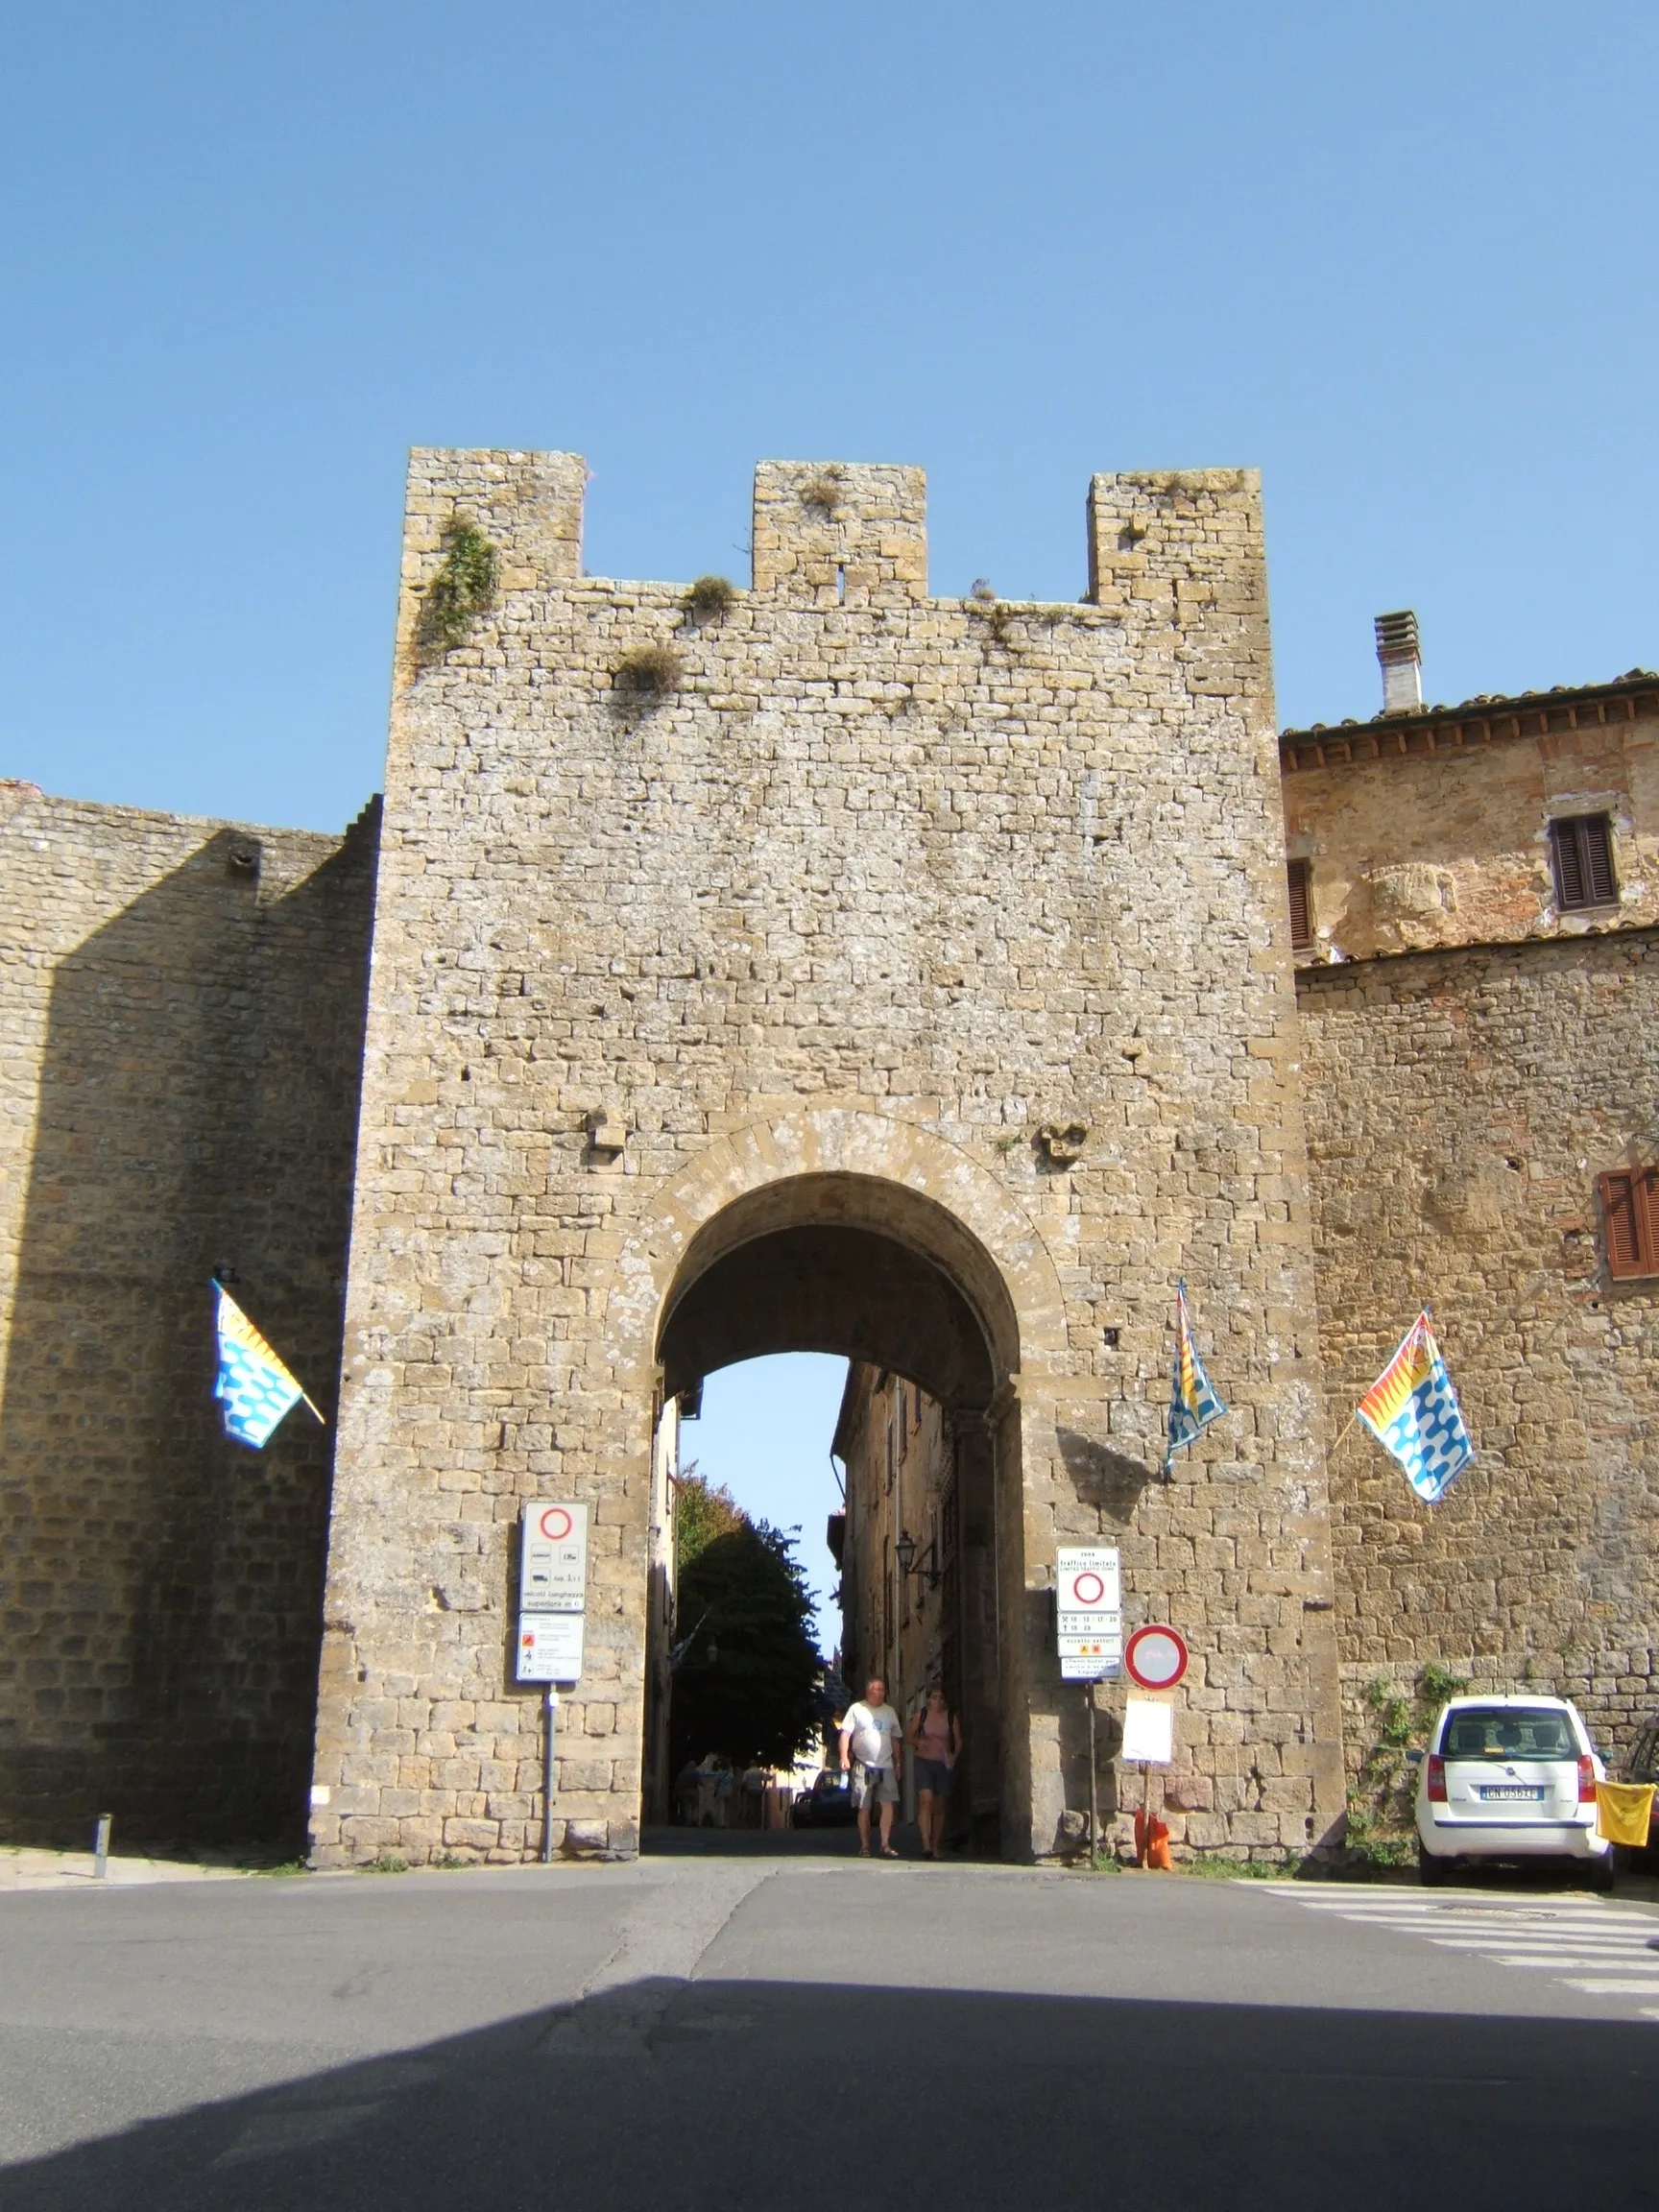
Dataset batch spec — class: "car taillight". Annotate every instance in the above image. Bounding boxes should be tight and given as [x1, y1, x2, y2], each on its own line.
[1578, 1756, 1597, 1803]
[1427, 1754, 1447, 1802]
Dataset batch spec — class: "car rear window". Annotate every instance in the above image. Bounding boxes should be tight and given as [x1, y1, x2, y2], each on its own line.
[1440, 1707, 1580, 1762]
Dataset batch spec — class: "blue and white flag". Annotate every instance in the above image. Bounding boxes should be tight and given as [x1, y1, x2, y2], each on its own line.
[212, 1283, 319, 1449]
[1166, 1280, 1228, 1476]
[1356, 1310, 1474, 1503]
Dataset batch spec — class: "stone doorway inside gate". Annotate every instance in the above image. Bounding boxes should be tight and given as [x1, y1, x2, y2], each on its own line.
[641, 1173, 1025, 1859]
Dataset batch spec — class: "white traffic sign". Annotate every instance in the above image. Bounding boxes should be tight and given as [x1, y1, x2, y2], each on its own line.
[1056, 1546, 1120, 1618]
[520, 1502, 589, 1613]
[1061, 1653, 1120, 1681]
[1120, 1696, 1174, 1764]
[517, 1612, 585, 1683]
[1124, 1623, 1189, 1691]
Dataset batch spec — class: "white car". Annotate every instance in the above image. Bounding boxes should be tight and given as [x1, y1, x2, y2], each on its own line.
[1414, 1694, 1612, 1889]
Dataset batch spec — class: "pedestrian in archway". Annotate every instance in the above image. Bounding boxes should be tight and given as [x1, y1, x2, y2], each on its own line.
[674, 1758, 701, 1825]
[907, 1683, 962, 1859]
[840, 1676, 902, 1858]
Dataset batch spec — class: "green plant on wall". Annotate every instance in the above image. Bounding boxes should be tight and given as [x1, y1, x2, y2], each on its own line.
[415, 518, 500, 660]
[613, 642, 684, 701]
[799, 468, 843, 517]
[968, 587, 1015, 652]
[1345, 1661, 1470, 1868]
[684, 574, 736, 621]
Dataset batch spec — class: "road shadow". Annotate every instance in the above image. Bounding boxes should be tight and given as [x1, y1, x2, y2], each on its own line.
[3, 1972, 1655, 2209]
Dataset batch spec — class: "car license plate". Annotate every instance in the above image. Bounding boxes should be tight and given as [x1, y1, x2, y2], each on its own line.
[1480, 1785, 1545, 1802]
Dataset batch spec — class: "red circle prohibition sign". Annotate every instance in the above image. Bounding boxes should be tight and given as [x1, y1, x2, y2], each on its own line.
[1071, 1572, 1107, 1606]
[1124, 1623, 1189, 1691]
[538, 1506, 574, 1541]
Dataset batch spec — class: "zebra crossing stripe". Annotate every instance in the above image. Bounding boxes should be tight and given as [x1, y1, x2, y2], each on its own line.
[1258, 1885, 1659, 2014]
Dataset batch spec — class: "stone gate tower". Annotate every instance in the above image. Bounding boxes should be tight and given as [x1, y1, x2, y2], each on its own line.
[307, 448, 1346, 1864]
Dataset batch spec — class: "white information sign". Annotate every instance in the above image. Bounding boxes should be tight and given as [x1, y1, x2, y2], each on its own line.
[1055, 1546, 1122, 1661]
[517, 1612, 585, 1683]
[1057, 1546, 1121, 1619]
[1057, 1548, 1123, 1619]
[519, 1502, 589, 1613]
[1120, 1696, 1174, 1765]
[1058, 1613, 1123, 1639]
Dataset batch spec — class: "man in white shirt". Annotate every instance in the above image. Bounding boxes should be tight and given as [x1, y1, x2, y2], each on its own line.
[838, 1674, 902, 1858]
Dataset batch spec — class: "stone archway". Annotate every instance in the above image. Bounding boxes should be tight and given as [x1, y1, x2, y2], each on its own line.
[613, 1112, 1071, 1860]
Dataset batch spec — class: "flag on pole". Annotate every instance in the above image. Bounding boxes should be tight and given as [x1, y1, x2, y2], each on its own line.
[1165, 1280, 1228, 1477]
[1356, 1310, 1474, 1503]
[212, 1282, 321, 1448]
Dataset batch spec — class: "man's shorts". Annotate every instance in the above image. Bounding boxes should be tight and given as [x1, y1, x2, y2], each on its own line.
[851, 1761, 899, 1808]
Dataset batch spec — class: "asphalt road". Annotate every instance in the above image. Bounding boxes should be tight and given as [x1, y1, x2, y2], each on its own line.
[3, 1839, 1658, 2210]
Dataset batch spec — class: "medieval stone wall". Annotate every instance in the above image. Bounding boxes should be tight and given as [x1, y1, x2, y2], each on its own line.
[308, 447, 1346, 1868]
[1298, 928, 1659, 1788]
[0, 784, 378, 1843]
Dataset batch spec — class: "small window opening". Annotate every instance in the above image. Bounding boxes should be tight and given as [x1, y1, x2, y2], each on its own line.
[1549, 813, 1617, 911]
[835, 564, 847, 604]
[1286, 858, 1314, 950]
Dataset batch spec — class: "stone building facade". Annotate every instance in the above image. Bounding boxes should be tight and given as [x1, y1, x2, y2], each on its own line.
[1284, 673, 1659, 1838]
[832, 1368, 993, 1844]
[0, 445, 1652, 1863]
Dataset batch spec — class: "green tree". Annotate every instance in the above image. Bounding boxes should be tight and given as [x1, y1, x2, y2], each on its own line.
[670, 1503, 824, 1773]
[673, 1467, 743, 1574]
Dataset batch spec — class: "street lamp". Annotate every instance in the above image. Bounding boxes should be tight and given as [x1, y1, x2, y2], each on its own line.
[895, 1528, 939, 1590]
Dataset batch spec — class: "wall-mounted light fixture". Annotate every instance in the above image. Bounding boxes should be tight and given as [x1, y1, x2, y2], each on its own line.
[894, 1528, 939, 1590]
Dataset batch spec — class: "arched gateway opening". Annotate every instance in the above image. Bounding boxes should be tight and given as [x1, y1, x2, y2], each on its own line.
[645, 1171, 1027, 1856]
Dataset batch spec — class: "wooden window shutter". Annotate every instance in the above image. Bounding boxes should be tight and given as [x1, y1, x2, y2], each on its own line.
[1286, 858, 1313, 950]
[1599, 1167, 1659, 1277]
[1551, 819, 1587, 908]
[1584, 814, 1617, 905]
[1551, 814, 1617, 911]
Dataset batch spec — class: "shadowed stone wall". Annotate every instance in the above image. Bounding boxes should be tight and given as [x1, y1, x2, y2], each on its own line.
[0, 786, 378, 1845]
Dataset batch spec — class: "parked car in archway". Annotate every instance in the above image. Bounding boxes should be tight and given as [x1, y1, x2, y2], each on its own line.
[791, 1769, 855, 1828]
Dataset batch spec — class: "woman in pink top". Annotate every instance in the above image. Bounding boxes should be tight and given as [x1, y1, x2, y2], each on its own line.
[906, 1683, 963, 1860]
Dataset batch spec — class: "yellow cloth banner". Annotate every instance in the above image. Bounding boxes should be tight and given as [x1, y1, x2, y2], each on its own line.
[1594, 1780, 1655, 1845]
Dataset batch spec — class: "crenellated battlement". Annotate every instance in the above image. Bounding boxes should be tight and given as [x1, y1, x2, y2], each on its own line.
[399, 448, 1265, 622]
[751, 460, 928, 606]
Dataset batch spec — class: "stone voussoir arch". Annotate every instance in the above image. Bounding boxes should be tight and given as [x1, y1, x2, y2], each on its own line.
[608, 1109, 1070, 1399]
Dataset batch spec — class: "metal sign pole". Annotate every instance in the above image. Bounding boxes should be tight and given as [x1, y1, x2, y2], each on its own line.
[1087, 1690, 1099, 1865]
[542, 1687, 559, 1863]
[1144, 1761, 1153, 1863]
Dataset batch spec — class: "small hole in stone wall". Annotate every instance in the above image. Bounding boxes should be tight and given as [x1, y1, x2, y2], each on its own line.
[1101, 1328, 1120, 1349]
[836, 565, 847, 605]
[461, 1066, 471, 1081]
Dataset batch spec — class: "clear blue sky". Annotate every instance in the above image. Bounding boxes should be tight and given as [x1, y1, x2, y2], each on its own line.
[6, 10, 1653, 1599]
[4, 3, 1654, 836]
[684, 1356, 849, 1652]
